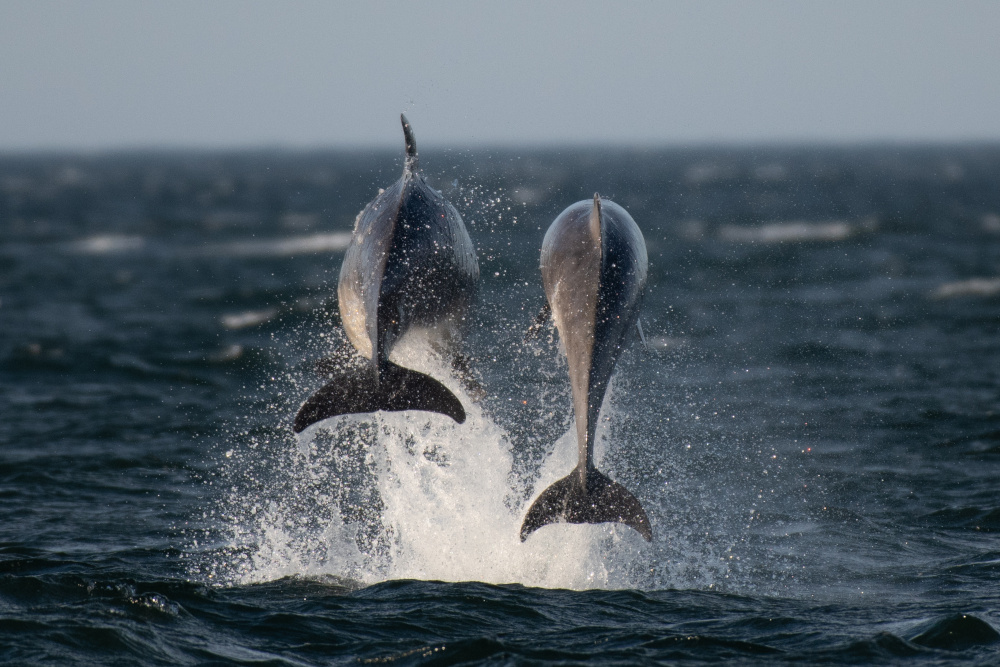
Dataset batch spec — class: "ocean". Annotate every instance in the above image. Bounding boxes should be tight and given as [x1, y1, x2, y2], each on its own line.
[1, 145, 999, 664]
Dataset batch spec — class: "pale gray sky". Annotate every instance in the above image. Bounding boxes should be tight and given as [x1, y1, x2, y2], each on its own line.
[2, 0, 999, 150]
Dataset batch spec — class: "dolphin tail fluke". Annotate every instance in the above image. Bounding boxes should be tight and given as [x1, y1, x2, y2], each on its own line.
[293, 360, 465, 433]
[519, 467, 652, 542]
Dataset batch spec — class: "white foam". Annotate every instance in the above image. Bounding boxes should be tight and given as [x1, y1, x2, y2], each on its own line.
[363, 409, 603, 588]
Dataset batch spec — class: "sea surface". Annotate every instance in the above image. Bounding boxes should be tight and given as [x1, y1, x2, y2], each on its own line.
[2, 145, 1000, 664]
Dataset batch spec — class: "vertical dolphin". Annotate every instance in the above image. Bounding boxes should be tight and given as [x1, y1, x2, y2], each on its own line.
[293, 115, 479, 433]
[520, 194, 652, 542]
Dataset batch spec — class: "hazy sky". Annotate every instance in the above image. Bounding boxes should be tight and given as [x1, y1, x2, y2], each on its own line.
[2, 1, 999, 150]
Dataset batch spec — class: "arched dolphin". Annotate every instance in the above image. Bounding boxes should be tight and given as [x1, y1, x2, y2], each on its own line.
[293, 115, 479, 433]
[520, 194, 652, 542]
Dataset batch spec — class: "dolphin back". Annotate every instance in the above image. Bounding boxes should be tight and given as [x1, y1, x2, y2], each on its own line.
[338, 117, 478, 370]
[377, 175, 479, 335]
[293, 360, 465, 433]
[520, 467, 652, 542]
[587, 199, 648, 433]
[304, 116, 477, 431]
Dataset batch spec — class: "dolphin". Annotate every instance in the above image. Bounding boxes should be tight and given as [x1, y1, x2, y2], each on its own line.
[520, 194, 652, 542]
[293, 115, 479, 433]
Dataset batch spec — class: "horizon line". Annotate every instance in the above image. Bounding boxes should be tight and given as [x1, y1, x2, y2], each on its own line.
[3, 136, 1000, 157]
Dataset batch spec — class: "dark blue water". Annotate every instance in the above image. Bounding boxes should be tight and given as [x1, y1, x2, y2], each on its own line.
[2, 146, 1000, 664]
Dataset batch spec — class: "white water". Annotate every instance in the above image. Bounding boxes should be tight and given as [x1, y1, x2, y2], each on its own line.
[208, 341, 664, 591]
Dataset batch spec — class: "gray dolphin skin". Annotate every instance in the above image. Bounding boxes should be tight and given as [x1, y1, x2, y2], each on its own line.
[293, 115, 479, 433]
[520, 194, 652, 542]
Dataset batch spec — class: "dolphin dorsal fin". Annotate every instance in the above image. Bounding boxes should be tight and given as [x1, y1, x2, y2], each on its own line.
[589, 192, 603, 244]
[401, 113, 419, 173]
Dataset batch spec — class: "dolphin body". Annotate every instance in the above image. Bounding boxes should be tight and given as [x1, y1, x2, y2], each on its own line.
[293, 115, 479, 433]
[520, 194, 652, 542]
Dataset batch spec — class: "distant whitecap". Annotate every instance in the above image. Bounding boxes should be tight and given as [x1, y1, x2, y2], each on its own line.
[719, 221, 855, 244]
[982, 213, 1000, 234]
[929, 277, 1000, 300]
[221, 308, 280, 330]
[216, 232, 352, 257]
[72, 234, 146, 254]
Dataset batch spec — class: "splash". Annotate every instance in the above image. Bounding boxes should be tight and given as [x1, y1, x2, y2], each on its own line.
[187, 168, 772, 593]
[200, 340, 663, 591]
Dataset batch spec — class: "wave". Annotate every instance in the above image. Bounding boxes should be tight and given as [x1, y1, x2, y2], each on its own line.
[929, 277, 1000, 300]
[718, 220, 862, 244]
[220, 308, 281, 330]
[66, 232, 352, 259]
[983, 214, 1000, 234]
[70, 234, 146, 254]
[210, 232, 352, 258]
